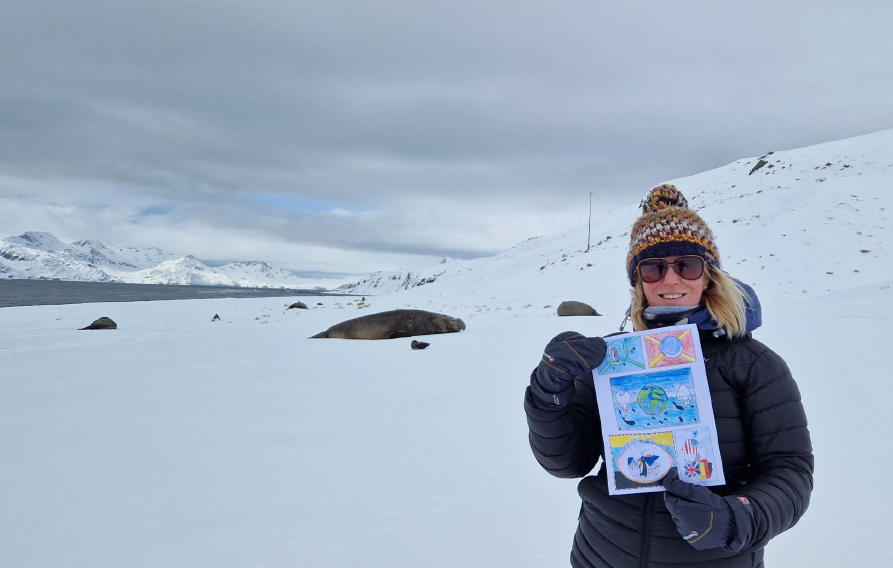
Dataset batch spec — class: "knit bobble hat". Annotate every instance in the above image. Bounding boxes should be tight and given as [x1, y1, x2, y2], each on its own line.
[626, 184, 721, 286]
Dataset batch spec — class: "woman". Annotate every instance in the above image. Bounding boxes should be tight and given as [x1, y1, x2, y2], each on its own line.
[525, 184, 813, 568]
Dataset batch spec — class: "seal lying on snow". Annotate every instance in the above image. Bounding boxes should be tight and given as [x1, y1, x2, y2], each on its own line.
[557, 300, 601, 316]
[79, 317, 117, 330]
[310, 309, 465, 340]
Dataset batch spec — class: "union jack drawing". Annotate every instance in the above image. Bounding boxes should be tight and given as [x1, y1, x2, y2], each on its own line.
[683, 459, 713, 480]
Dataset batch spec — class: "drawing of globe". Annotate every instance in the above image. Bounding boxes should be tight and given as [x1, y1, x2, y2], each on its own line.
[637, 385, 669, 415]
[660, 335, 683, 357]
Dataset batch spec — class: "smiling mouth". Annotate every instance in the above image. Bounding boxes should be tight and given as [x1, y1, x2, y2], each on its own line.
[659, 293, 685, 299]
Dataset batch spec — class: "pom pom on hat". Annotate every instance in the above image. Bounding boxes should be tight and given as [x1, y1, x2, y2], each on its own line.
[641, 183, 689, 213]
[626, 184, 721, 286]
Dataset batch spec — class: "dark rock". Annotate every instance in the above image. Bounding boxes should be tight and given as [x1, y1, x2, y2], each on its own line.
[411, 340, 430, 350]
[287, 302, 308, 310]
[749, 159, 768, 175]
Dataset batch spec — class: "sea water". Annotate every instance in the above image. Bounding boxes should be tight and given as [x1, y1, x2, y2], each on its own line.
[0, 279, 338, 308]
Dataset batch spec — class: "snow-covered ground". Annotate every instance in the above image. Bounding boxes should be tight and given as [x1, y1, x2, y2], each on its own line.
[2, 129, 892, 567]
[1, 287, 889, 567]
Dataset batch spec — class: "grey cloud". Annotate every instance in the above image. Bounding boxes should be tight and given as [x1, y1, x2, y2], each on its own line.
[1, 1, 892, 268]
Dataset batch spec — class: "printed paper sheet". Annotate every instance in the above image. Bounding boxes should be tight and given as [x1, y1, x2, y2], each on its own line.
[593, 324, 725, 495]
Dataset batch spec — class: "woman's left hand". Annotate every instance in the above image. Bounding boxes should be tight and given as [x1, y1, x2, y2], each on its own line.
[662, 469, 756, 552]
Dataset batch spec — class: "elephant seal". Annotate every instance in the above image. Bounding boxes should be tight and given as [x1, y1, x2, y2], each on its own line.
[557, 301, 601, 316]
[79, 317, 117, 330]
[310, 309, 465, 340]
[287, 302, 308, 310]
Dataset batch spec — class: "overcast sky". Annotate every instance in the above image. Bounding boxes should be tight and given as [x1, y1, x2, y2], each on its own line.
[1, 1, 891, 275]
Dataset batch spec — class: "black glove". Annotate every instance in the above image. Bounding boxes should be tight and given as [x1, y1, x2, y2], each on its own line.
[530, 331, 606, 406]
[662, 469, 756, 552]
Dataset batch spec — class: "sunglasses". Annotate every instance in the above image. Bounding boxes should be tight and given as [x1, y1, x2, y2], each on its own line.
[636, 256, 706, 284]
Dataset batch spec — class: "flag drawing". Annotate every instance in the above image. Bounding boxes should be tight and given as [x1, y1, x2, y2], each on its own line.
[644, 329, 697, 368]
[683, 459, 713, 480]
[672, 427, 719, 485]
[682, 430, 700, 457]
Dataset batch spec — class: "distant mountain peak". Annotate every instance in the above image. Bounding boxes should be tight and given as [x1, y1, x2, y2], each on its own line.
[21, 231, 56, 238]
[6, 231, 70, 251]
[0, 232, 345, 290]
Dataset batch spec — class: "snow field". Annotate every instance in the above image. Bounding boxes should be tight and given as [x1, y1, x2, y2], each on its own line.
[1, 285, 891, 567]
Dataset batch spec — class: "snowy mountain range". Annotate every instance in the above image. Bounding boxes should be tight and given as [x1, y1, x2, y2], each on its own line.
[338, 128, 893, 312]
[0, 232, 343, 290]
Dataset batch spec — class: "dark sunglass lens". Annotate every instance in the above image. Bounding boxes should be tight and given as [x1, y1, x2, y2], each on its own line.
[675, 257, 705, 280]
[638, 260, 666, 283]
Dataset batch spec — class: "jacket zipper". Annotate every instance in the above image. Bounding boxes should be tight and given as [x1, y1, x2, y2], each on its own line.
[640, 493, 655, 568]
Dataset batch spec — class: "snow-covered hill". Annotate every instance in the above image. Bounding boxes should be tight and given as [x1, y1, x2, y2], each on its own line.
[0, 232, 345, 290]
[340, 128, 893, 316]
[212, 261, 322, 289]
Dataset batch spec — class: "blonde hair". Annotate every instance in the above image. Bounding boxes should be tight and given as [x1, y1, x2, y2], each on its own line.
[630, 264, 751, 339]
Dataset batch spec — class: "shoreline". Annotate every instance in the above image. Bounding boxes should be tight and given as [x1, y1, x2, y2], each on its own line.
[0, 278, 354, 309]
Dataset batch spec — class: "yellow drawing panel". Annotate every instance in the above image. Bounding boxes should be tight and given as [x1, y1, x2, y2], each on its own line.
[609, 432, 674, 447]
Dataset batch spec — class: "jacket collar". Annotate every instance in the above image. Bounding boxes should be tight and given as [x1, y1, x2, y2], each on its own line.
[635, 277, 762, 338]
[687, 278, 762, 337]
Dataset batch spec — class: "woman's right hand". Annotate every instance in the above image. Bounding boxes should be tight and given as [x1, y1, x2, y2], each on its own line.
[532, 331, 607, 405]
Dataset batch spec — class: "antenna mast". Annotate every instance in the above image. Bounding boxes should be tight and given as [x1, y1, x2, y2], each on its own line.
[587, 192, 592, 251]
[588, 190, 616, 252]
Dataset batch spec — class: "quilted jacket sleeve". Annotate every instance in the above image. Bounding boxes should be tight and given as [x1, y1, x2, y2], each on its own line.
[736, 345, 814, 549]
[524, 370, 603, 478]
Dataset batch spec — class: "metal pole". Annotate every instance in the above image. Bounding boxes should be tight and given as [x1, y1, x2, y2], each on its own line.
[587, 192, 592, 251]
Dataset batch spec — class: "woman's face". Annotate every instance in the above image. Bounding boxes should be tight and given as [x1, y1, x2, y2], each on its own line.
[640, 256, 710, 307]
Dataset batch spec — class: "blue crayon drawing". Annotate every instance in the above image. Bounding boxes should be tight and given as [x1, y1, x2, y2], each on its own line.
[610, 368, 700, 430]
[598, 336, 646, 376]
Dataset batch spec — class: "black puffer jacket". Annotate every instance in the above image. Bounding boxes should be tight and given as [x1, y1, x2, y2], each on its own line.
[525, 329, 813, 568]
